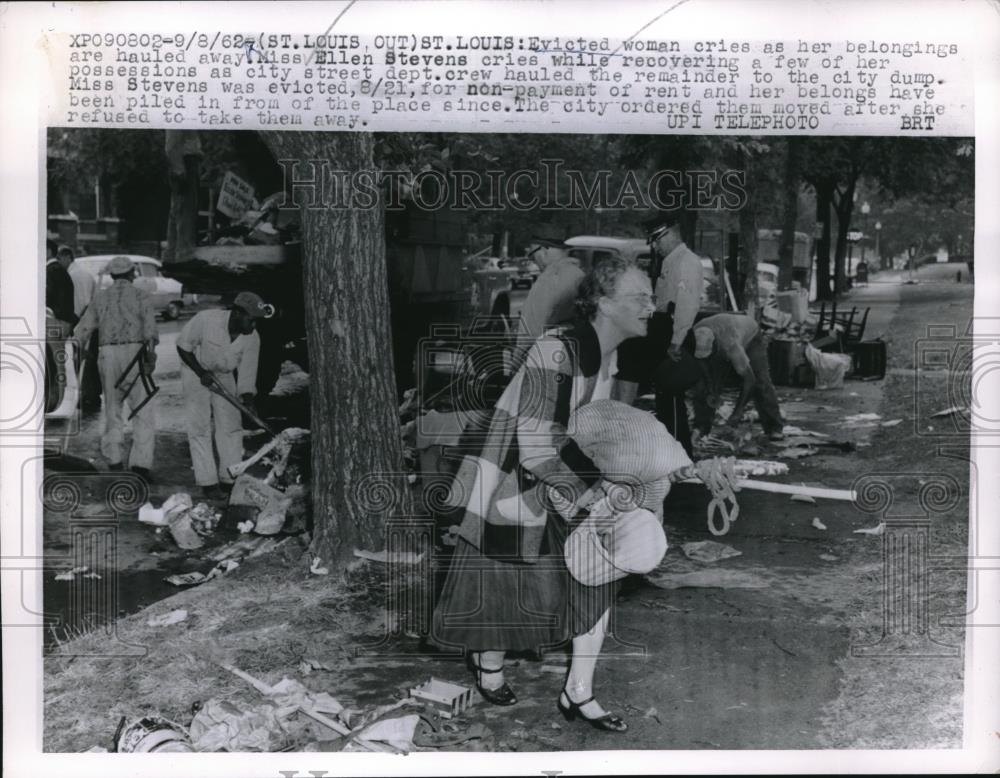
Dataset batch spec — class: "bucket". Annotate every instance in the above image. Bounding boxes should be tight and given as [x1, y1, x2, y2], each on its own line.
[116, 716, 194, 753]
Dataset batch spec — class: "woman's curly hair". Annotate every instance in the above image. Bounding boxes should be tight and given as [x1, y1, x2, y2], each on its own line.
[574, 256, 631, 320]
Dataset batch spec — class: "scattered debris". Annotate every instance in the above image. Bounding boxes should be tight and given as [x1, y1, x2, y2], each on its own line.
[811, 517, 828, 530]
[139, 492, 195, 528]
[346, 715, 421, 754]
[791, 490, 817, 504]
[165, 572, 207, 587]
[776, 445, 818, 460]
[409, 678, 474, 719]
[230, 475, 294, 535]
[54, 565, 90, 581]
[146, 608, 188, 627]
[205, 559, 240, 580]
[881, 419, 903, 427]
[819, 554, 838, 562]
[853, 523, 886, 536]
[645, 569, 770, 590]
[781, 426, 829, 438]
[116, 716, 194, 753]
[168, 510, 204, 550]
[189, 699, 286, 752]
[930, 406, 967, 418]
[844, 412, 883, 424]
[298, 658, 334, 675]
[267, 677, 344, 720]
[237, 520, 255, 534]
[215, 662, 352, 737]
[413, 721, 490, 749]
[353, 549, 427, 565]
[188, 502, 223, 536]
[681, 540, 742, 564]
[804, 345, 852, 389]
[342, 698, 418, 731]
[541, 664, 568, 675]
[310, 557, 330, 576]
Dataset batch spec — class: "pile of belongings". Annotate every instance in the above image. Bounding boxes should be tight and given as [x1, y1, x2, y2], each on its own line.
[760, 303, 820, 343]
[212, 191, 299, 247]
[139, 493, 221, 550]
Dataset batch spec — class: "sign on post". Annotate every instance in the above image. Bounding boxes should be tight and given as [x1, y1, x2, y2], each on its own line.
[216, 171, 255, 220]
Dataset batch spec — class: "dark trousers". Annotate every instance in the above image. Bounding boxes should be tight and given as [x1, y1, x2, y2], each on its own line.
[691, 334, 784, 436]
[649, 312, 700, 455]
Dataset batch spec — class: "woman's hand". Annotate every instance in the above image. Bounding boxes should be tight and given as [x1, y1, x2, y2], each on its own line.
[601, 479, 644, 514]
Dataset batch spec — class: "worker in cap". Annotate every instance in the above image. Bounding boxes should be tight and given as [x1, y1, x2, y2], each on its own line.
[177, 291, 270, 499]
[73, 255, 159, 477]
[515, 235, 584, 364]
[690, 313, 785, 441]
[616, 212, 705, 455]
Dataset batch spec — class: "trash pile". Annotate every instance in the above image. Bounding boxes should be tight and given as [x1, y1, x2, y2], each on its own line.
[139, 493, 222, 550]
[210, 191, 298, 250]
[107, 662, 492, 753]
[759, 288, 818, 343]
[227, 427, 311, 536]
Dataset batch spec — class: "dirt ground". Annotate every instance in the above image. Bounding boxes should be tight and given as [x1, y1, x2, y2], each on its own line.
[41, 265, 972, 753]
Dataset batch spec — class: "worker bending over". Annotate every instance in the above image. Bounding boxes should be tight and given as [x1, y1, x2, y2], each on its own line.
[177, 292, 269, 498]
[692, 313, 784, 441]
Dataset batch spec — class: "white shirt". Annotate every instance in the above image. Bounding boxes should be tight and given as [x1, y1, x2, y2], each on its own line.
[654, 242, 704, 348]
[67, 262, 97, 316]
[177, 308, 261, 396]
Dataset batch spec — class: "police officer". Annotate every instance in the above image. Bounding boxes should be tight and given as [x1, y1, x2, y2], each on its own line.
[616, 214, 704, 454]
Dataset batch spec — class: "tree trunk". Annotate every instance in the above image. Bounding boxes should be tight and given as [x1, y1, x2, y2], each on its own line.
[163, 130, 201, 263]
[777, 139, 801, 290]
[737, 150, 759, 316]
[814, 182, 833, 301]
[259, 131, 408, 563]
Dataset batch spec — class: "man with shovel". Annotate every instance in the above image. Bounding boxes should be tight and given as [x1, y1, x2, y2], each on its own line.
[73, 256, 159, 477]
[177, 292, 269, 500]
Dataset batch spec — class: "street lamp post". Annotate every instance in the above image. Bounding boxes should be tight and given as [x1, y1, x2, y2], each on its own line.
[874, 221, 882, 269]
[860, 202, 870, 264]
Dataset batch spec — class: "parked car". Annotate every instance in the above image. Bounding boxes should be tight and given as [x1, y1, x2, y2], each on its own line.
[74, 254, 201, 320]
[505, 257, 540, 289]
[564, 235, 653, 271]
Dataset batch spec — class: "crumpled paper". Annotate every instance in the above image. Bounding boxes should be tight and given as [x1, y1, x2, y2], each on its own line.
[189, 699, 286, 752]
[343, 714, 420, 753]
[265, 677, 344, 719]
[681, 540, 742, 564]
[168, 511, 204, 550]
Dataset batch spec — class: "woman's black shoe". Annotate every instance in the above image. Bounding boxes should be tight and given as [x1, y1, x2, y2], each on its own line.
[557, 690, 628, 732]
[469, 660, 517, 706]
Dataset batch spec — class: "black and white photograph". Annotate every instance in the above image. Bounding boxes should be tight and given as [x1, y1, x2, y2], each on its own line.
[1, 2, 998, 776]
[37, 127, 975, 753]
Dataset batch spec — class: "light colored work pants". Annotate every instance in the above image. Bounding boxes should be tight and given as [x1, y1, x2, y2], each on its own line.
[181, 366, 243, 486]
[97, 343, 155, 468]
